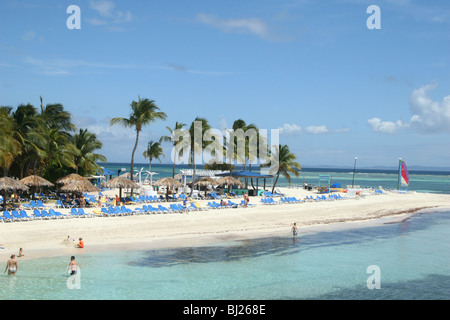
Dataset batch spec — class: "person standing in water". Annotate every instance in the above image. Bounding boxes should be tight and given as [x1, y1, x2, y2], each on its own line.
[291, 223, 299, 236]
[4, 254, 18, 275]
[68, 256, 78, 275]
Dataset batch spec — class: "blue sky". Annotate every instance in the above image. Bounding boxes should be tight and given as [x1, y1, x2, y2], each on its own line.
[1, 0, 449, 168]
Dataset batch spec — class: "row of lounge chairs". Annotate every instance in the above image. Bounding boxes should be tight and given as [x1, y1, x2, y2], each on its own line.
[260, 193, 347, 205]
[0, 208, 95, 222]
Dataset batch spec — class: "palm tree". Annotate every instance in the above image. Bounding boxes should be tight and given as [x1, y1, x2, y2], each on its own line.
[143, 140, 164, 172]
[188, 117, 211, 196]
[264, 144, 301, 194]
[110, 96, 167, 188]
[159, 121, 186, 178]
[0, 107, 21, 175]
[73, 128, 107, 175]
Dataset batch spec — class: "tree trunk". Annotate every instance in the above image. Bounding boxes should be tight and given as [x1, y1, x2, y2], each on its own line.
[130, 130, 140, 196]
[271, 172, 280, 194]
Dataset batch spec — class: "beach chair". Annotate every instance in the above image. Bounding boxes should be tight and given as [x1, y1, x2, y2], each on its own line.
[101, 207, 114, 217]
[158, 205, 170, 213]
[71, 208, 82, 218]
[3, 211, 16, 222]
[40, 210, 54, 219]
[48, 208, 66, 219]
[170, 204, 181, 213]
[19, 210, 33, 220]
[78, 208, 94, 218]
[11, 210, 28, 221]
[37, 200, 50, 209]
[32, 209, 43, 220]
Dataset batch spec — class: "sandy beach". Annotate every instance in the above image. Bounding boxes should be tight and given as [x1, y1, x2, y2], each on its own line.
[1, 187, 450, 262]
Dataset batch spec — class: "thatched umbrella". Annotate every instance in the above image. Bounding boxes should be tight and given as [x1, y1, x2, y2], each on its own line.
[56, 173, 90, 185]
[216, 176, 244, 193]
[105, 176, 140, 199]
[216, 176, 244, 187]
[0, 177, 29, 209]
[154, 177, 183, 200]
[60, 179, 100, 193]
[191, 176, 218, 196]
[20, 175, 54, 200]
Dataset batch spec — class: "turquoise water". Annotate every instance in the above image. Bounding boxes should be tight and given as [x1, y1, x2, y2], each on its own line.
[1, 209, 449, 300]
[101, 163, 450, 194]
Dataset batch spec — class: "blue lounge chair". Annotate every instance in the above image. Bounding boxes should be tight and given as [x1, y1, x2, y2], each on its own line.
[40, 210, 53, 219]
[32, 209, 43, 220]
[49, 208, 66, 219]
[158, 205, 170, 213]
[71, 208, 82, 218]
[37, 200, 50, 209]
[78, 208, 94, 218]
[19, 210, 33, 220]
[101, 207, 113, 217]
[2, 211, 15, 222]
[147, 205, 160, 213]
[11, 210, 27, 221]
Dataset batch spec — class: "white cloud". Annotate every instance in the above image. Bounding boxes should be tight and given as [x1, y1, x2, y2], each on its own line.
[368, 82, 450, 135]
[409, 82, 450, 134]
[88, 0, 133, 28]
[196, 13, 275, 40]
[305, 125, 329, 135]
[368, 118, 407, 134]
[278, 123, 302, 135]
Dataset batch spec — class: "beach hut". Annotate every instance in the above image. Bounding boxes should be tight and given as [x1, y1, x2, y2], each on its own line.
[105, 176, 140, 199]
[0, 177, 29, 209]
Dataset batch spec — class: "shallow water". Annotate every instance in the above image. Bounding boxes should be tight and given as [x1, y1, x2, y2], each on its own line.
[1, 209, 449, 300]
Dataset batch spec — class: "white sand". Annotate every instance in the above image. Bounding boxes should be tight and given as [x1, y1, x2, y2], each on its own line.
[1, 187, 449, 261]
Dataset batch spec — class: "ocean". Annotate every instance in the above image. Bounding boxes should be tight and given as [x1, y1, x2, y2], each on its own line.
[101, 163, 450, 194]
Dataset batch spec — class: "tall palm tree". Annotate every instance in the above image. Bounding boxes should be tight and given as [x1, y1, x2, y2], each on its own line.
[110, 96, 167, 189]
[0, 107, 21, 175]
[73, 128, 107, 175]
[143, 140, 164, 172]
[159, 121, 186, 178]
[264, 144, 301, 194]
[188, 117, 211, 196]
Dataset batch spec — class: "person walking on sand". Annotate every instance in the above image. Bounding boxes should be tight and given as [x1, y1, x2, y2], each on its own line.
[243, 192, 249, 207]
[291, 223, 299, 237]
[4, 254, 18, 275]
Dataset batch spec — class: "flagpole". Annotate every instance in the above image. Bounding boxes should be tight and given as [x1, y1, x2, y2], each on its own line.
[397, 158, 402, 190]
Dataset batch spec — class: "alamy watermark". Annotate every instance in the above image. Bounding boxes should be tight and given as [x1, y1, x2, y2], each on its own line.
[367, 265, 381, 289]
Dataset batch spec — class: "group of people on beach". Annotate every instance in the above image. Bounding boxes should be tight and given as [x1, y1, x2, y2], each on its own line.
[3, 236, 84, 276]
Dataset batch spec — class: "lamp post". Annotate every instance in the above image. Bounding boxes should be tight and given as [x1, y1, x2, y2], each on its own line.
[352, 157, 358, 188]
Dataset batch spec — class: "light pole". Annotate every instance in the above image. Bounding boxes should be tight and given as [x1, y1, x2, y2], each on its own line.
[352, 157, 358, 188]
